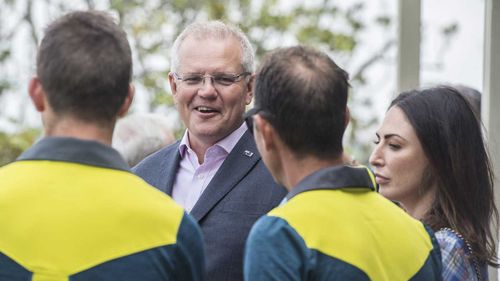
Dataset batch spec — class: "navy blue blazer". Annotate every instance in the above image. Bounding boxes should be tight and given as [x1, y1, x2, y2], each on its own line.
[133, 131, 287, 281]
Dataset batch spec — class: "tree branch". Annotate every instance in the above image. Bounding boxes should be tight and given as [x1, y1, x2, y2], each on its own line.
[84, 0, 95, 10]
[351, 39, 395, 83]
[23, 0, 40, 45]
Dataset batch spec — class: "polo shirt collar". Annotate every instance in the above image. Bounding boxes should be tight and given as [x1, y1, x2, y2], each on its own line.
[287, 165, 377, 200]
[17, 137, 129, 171]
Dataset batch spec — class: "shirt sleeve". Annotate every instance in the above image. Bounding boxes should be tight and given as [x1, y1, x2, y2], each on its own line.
[244, 215, 310, 281]
[435, 230, 475, 281]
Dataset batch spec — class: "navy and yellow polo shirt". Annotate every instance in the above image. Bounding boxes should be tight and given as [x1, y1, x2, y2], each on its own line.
[0, 137, 205, 281]
[244, 165, 442, 281]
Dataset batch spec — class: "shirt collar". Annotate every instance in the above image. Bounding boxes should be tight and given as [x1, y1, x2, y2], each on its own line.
[17, 137, 129, 171]
[286, 165, 377, 200]
[178, 122, 247, 157]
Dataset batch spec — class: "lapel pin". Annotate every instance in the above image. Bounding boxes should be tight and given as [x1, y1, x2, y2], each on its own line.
[243, 150, 254, 157]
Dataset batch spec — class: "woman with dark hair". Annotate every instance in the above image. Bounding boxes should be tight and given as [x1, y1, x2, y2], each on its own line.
[370, 86, 498, 280]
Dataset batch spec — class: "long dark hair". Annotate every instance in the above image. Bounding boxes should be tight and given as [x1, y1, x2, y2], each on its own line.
[391, 86, 498, 266]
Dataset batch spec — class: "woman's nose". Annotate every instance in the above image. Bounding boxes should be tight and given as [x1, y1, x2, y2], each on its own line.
[369, 146, 384, 167]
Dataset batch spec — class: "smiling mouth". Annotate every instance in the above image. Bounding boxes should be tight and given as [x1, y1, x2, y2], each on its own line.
[195, 106, 218, 114]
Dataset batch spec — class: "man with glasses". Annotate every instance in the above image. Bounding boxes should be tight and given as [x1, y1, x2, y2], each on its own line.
[243, 46, 443, 280]
[133, 21, 286, 281]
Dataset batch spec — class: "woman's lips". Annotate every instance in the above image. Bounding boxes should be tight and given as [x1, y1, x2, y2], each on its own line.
[375, 173, 390, 185]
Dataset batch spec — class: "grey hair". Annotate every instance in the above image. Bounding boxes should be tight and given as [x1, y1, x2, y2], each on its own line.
[170, 21, 255, 73]
[112, 113, 175, 167]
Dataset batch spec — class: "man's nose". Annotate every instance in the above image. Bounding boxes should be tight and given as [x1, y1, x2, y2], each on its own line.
[198, 77, 217, 98]
[202, 76, 215, 86]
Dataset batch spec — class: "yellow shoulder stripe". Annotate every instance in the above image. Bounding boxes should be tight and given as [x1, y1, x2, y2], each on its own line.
[270, 190, 433, 280]
[0, 161, 184, 275]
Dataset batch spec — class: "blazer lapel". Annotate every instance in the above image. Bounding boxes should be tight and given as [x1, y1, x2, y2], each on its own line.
[157, 142, 182, 196]
[189, 131, 260, 221]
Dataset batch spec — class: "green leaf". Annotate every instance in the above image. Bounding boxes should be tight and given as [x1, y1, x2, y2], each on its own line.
[0, 128, 41, 166]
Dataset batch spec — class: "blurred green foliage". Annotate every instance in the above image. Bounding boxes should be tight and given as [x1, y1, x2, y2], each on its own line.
[0, 0, 407, 164]
[0, 128, 41, 166]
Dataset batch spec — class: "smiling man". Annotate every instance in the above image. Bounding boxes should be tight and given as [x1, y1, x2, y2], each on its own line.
[133, 21, 286, 281]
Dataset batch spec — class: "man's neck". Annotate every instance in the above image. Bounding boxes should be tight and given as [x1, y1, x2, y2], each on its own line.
[186, 124, 246, 164]
[44, 118, 114, 146]
[188, 139, 213, 164]
[281, 154, 344, 192]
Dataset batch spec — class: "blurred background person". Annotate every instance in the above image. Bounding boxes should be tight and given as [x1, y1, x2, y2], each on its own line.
[113, 112, 176, 167]
[370, 86, 498, 280]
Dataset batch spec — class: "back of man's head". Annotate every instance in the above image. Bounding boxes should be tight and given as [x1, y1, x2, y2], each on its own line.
[254, 45, 349, 159]
[37, 11, 132, 126]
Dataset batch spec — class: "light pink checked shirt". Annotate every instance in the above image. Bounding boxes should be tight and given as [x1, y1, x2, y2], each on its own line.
[172, 123, 247, 212]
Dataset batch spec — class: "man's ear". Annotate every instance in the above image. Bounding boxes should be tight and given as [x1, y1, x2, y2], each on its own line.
[254, 115, 276, 152]
[244, 73, 254, 105]
[118, 84, 135, 117]
[344, 106, 351, 128]
[168, 72, 178, 97]
[28, 76, 46, 112]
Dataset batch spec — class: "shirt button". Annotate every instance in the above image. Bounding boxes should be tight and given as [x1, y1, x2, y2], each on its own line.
[197, 174, 204, 180]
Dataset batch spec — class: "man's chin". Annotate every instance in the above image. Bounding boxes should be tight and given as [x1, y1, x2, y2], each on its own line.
[189, 128, 227, 143]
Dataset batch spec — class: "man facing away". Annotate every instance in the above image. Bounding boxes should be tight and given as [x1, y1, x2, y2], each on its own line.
[133, 21, 286, 281]
[244, 46, 443, 280]
[0, 11, 204, 281]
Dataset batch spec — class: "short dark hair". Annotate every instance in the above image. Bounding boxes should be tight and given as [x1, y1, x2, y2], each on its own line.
[391, 86, 498, 266]
[254, 45, 349, 159]
[37, 11, 132, 125]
